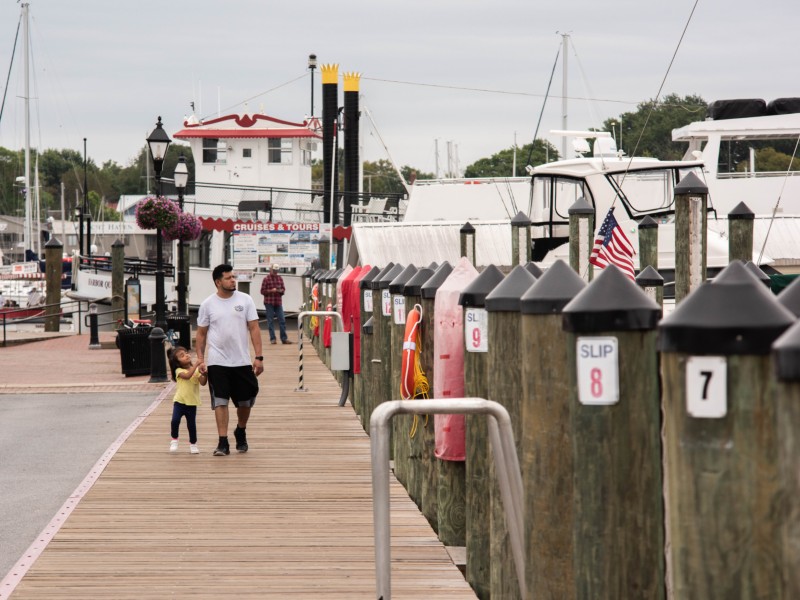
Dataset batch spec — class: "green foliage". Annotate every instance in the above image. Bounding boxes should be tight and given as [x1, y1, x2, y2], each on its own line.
[464, 139, 558, 177]
[601, 93, 708, 160]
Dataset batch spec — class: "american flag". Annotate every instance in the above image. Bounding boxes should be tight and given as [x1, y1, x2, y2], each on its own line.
[589, 207, 636, 280]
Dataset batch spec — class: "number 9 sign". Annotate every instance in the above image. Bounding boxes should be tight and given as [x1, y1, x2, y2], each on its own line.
[465, 308, 488, 353]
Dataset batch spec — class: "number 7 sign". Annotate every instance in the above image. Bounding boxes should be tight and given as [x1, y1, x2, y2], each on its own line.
[686, 356, 727, 418]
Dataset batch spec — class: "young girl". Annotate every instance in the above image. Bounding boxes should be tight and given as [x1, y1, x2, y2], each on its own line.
[167, 346, 207, 453]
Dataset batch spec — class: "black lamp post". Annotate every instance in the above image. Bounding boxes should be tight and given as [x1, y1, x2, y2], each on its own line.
[174, 154, 189, 315]
[146, 116, 171, 331]
[308, 53, 317, 116]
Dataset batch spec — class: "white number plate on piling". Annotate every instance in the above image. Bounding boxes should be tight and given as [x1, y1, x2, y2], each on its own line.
[577, 337, 619, 405]
[393, 295, 406, 324]
[363, 290, 373, 313]
[465, 308, 488, 353]
[686, 356, 727, 418]
[381, 290, 391, 316]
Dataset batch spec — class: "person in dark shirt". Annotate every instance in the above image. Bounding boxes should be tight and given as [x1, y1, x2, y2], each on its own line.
[260, 264, 290, 344]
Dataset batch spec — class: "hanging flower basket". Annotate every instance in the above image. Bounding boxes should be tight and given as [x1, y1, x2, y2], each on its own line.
[163, 212, 203, 242]
[135, 196, 181, 231]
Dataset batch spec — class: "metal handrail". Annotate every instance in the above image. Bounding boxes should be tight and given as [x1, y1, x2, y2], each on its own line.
[1, 297, 87, 347]
[370, 398, 526, 600]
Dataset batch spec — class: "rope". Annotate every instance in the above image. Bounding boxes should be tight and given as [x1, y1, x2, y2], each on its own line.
[405, 304, 430, 439]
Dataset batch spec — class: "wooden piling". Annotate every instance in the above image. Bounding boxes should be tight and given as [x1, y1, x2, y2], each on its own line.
[44, 237, 63, 332]
[510, 211, 532, 266]
[638, 216, 662, 305]
[354, 266, 380, 429]
[461, 264, 505, 599]
[659, 260, 794, 598]
[111, 239, 125, 324]
[674, 172, 708, 303]
[772, 321, 800, 597]
[636, 265, 665, 309]
[389, 264, 418, 490]
[418, 262, 453, 531]
[728, 201, 755, 263]
[568, 197, 594, 281]
[563, 265, 664, 598]
[519, 260, 586, 599]
[364, 263, 395, 429]
[485, 265, 537, 599]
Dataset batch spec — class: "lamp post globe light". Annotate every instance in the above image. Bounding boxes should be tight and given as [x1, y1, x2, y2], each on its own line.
[146, 116, 171, 383]
[146, 116, 171, 331]
[174, 154, 189, 315]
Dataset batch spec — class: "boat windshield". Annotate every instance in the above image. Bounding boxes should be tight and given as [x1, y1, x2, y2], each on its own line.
[530, 176, 593, 223]
[607, 166, 704, 216]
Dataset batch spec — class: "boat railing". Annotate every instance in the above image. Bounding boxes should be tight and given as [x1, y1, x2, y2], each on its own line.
[716, 170, 799, 180]
[78, 255, 175, 278]
[187, 183, 407, 223]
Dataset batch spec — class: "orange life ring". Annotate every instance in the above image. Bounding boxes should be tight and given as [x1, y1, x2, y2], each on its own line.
[400, 305, 422, 400]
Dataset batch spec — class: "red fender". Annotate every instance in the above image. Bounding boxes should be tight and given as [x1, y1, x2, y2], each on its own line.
[323, 302, 333, 348]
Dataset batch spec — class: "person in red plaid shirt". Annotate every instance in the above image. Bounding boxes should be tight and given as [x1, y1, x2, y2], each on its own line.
[260, 264, 290, 344]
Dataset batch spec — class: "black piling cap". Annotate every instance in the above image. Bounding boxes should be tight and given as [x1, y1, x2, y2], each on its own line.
[376, 263, 405, 289]
[778, 275, 800, 317]
[359, 266, 381, 290]
[421, 261, 453, 299]
[404, 268, 434, 297]
[485, 265, 537, 312]
[460, 222, 475, 234]
[364, 262, 395, 290]
[636, 265, 664, 287]
[773, 321, 800, 381]
[658, 260, 795, 355]
[318, 269, 334, 283]
[45, 237, 63, 249]
[744, 261, 771, 288]
[427, 262, 439, 270]
[638, 215, 659, 230]
[563, 265, 661, 332]
[327, 268, 344, 283]
[362, 316, 374, 335]
[567, 196, 593, 215]
[511, 210, 531, 225]
[520, 259, 586, 315]
[675, 171, 708, 195]
[728, 201, 755, 220]
[459, 264, 505, 308]
[524, 261, 544, 278]
[389, 264, 418, 294]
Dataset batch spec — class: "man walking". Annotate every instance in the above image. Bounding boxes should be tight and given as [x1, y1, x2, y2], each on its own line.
[196, 264, 263, 456]
[260, 263, 290, 344]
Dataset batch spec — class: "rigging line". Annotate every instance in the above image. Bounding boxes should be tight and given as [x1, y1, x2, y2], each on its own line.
[757, 133, 800, 264]
[362, 75, 640, 106]
[617, 0, 701, 201]
[0, 17, 21, 127]
[569, 37, 607, 171]
[200, 73, 307, 122]
[526, 45, 560, 167]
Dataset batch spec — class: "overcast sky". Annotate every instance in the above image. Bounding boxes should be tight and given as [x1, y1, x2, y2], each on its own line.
[0, 0, 796, 177]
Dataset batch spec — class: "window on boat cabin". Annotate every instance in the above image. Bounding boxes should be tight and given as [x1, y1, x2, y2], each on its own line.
[203, 138, 219, 163]
[553, 177, 589, 220]
[301, 148, 312, 166]
[189, 230, 212, 269]
[268, 138, 292, 164]
[243, 148, 252, 159]
[607, 167, 700, 215]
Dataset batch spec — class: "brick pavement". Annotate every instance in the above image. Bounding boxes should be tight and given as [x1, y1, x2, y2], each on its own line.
[0, 332, 167, 394]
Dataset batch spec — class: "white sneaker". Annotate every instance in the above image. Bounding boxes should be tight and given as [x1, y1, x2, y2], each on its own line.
[189, 444, 199, 454]
[169, 439, 179, 452]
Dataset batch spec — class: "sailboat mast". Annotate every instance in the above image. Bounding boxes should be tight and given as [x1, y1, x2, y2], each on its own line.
[22, 2, 31, 258]
[561, 32, 569, 160]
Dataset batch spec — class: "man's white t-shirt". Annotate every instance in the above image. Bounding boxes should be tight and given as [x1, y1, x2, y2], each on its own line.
[197, 291, 259, 367]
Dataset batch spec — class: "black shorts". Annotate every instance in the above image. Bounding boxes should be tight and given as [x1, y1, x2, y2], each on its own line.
[207, 365, 259, 409]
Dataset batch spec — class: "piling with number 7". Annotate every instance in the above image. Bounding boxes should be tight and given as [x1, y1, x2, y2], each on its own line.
[658, 260, 795, 597]
[562, 264, 664, 598]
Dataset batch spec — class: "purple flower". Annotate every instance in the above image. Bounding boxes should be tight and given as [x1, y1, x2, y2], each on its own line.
[163, 211, 203, 242]
[135, 196, 181, 231]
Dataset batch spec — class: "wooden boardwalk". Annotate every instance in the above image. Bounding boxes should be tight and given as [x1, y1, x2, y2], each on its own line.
[6, 341, 475, 599]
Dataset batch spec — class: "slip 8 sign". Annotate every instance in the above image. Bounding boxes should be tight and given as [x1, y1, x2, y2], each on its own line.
[576, 336, 619, 405]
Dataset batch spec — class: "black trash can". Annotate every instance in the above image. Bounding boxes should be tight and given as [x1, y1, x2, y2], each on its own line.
[166, 313, 192, 350]
[116, 325, 153, 376]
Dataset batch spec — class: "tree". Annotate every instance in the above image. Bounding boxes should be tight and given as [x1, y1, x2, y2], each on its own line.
[735, 147, 800, 173]
[464, 139, 559, 178]
[601, 93, 707, 160]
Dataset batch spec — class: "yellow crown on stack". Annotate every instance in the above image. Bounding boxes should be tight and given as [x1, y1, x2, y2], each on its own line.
[343, 72, 361, 92]
[321, 64, 339, 85]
